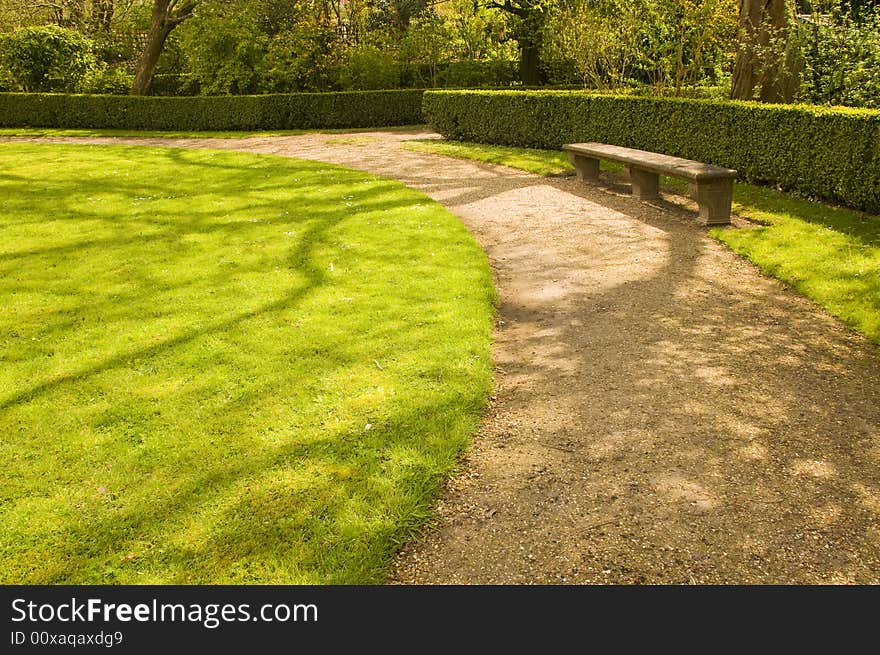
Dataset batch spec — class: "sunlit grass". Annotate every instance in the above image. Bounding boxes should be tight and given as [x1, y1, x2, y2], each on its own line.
[410, 138, 880, 344]
[403, 139, 573, 176]
[0, 125, 424, 139]
[715, 186, 880, 344]
[0, 143, 495, 583]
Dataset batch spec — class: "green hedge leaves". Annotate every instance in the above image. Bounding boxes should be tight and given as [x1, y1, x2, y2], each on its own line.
[0, 89, 425, 131]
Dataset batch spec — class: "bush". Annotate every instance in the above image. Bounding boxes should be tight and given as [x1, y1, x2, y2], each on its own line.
[338, 45, 400, 91]
[437, 60, 517, 88]
[261, 27, 345, 93]
[0, 26, 98, 92]
[0, 64, 15, 92]
[150, 74, 201, 96]
[178, 8, 268, 95]
[423, 89, 880, 214]
[0, 89, 425, 131]
[82, 67, 133, 95]
[797, 6, 880, 109]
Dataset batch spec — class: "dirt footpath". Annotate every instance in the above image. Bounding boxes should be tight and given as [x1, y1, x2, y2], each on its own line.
[8, 130, 880, 583]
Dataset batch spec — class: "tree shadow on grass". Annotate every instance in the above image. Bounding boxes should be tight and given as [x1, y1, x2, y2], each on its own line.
[0, 144, 493, 584]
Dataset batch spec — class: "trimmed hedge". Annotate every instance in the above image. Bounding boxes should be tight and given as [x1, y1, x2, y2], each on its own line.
[0, 89, 425, 131]
[423, 90, 880, 214]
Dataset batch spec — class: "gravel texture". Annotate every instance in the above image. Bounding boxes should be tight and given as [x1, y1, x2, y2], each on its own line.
[6, 130, 880, 584]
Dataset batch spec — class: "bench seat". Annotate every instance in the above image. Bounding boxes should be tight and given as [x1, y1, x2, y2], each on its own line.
[563, 142, 737, 225]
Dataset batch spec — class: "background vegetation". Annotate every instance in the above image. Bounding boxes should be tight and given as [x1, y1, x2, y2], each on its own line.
[0, 0, 876, 108]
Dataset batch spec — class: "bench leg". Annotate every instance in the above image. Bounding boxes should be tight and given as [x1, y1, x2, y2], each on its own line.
[630, 167, 659, 200]
[695, 178, 733, 225]
[567, 152, 600, 182]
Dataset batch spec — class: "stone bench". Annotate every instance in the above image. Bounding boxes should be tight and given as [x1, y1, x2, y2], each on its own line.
[563, 143, 737, 225]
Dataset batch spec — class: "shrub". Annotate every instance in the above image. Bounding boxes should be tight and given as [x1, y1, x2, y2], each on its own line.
[437, 60, 517, 88]
[423, 89, 880, 214]
[261, 27, 344, 93]
[0, 26, 98, 92]
[82, 67, 133, 95]
[797, 5, 880, 109]
[150, 74, 201, 97]
[0, 89, 425, 130]
[0, 64, 15, 92]
[338, 45, 400, 91]
[178, 8, 268, 95]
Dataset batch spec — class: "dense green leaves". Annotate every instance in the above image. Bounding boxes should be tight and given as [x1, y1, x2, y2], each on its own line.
[798, 4, 880, 109]
[424, 89, 880, 213]
[0, 25, 97, 92]
[0, 89, 425, 130]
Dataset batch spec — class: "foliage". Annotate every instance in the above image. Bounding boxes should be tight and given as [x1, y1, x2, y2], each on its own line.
[178, 3, 268, 95]
[0, 89, 426, 130]
[81, 66, 134, 95]
[437, 59, 518, 87]
[0, 0, 875, 104]
[261, 23, 345, 93]
[423, 89, 880, 213]
[0, 25, 98, 92]
[543, 0, 737, 92]
[446, 0, 513, 61]
[797, 1, 880, 108]
[0, 143, 494, 582]
[399, 12, 450, 86]
[338, 44, 400, 90]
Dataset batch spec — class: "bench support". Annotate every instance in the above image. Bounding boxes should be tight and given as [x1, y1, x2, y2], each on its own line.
[630, 167, 659, 201]
[563, 143, 737, 227]
[567, 152, 600, 181]
[695, 178, 733, 225]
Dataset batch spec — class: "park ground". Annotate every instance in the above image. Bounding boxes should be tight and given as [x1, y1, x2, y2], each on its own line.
[2, 129, 879, 583]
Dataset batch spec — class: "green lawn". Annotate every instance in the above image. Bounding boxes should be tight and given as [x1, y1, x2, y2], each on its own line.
[409, 139, 880, 344]
[0, 125, 423, 139]
[0, 143, 494, 583]
[403, 139, 574, 176]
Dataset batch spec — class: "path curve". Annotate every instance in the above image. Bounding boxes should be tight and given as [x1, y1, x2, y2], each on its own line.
[5, 130, 880, 583]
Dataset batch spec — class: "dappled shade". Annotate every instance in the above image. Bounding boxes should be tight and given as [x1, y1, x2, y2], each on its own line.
[0, 144, 494, 583]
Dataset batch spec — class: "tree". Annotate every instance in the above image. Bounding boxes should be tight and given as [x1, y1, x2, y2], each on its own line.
[132, 0, 199, 95]
[731, 0, 800, 102]
[487, 0, 553, 85]
[543, 0, 641, 89]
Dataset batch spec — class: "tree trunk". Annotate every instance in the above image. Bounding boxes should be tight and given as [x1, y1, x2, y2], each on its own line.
[519, 39, 542, 86]
[132, 1, 197, 96]
[731, 0, 799, 103]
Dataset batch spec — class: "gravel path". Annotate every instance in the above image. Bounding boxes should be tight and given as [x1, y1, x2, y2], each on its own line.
[7, 130, 880, 583]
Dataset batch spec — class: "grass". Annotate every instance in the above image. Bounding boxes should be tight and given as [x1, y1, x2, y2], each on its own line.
[403, 139, 573, 176]
[0, 143, 495, 583]
[408, 138, 880, 344]
[713, 187, 880, 343]
[0, 125, 424, 139]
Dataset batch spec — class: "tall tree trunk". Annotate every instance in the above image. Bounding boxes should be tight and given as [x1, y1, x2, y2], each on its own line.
[731, 0, 799, 103]
[519, 38, 542, 86]
[132, 0, 197, 96]
[730, 0, 798, 102]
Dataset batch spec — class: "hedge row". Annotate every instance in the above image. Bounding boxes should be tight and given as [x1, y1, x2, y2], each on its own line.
[423, 90, 880, 214]
[0, 89, 425, 130]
